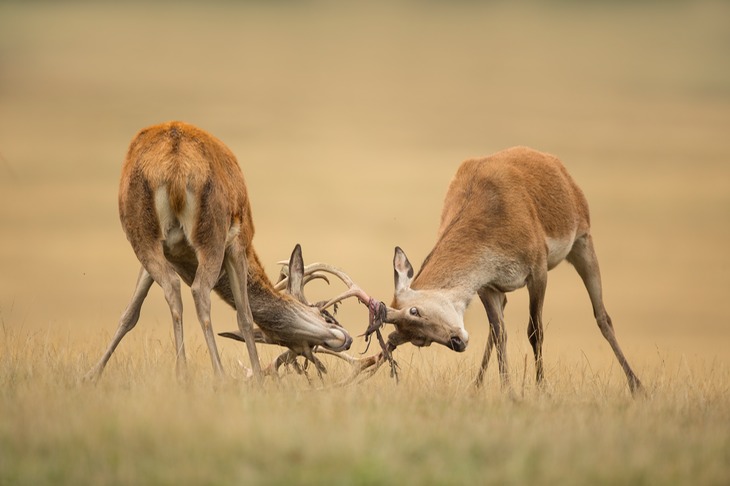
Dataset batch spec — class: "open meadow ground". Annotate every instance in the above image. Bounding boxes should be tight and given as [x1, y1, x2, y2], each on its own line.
[1, 1, 729, 484]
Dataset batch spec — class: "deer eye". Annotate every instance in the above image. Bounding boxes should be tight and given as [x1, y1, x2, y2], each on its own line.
[409, 307, 420, 317]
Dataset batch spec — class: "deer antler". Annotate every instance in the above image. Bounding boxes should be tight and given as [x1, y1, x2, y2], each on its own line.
[221, 321, 401, 385]
[219, 330, 332, 381]
[275, 262, 373, 311]
[316, 345, 398, 386]
[274, 265, 330, 291]
[266, 345, 397, 386]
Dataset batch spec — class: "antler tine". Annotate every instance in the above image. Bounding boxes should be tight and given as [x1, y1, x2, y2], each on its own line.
[275, 261, 334, 291]
[261, 347, 384, 386]
[298, 263, 373, 310]
[277, 261, 356, 285]
[274, 262, 289, 291]
[318, 288, 365, 311]
[313, 348, 389, 387]
[300, 262, 356, 286]
[275, 261, 372, 310]
[273, 271, 330, 292]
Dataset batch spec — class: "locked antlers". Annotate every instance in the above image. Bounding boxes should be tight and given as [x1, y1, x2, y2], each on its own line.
[221, 257, 402, 384]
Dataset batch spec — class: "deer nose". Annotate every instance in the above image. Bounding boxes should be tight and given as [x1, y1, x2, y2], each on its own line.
[448, 335, 467, 352]
[324, 328, 352, 352]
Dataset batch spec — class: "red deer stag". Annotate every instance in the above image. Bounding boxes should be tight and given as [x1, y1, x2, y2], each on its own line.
[84, 121, 353, 382]
[383, 147, 643, 394]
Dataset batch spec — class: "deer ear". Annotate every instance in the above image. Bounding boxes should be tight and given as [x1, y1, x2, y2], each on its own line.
[393, 246, 414, 293]
[218, 329, 273, 344]
[287, 244, 308, 303]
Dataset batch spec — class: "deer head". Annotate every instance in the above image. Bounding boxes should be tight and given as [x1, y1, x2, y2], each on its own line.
[385, 247, 469, 352]
[219, 244, 352, 355]
[279, 244, 353, 352]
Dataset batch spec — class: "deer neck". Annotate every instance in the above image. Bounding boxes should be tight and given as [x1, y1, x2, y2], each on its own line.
[213, 252, 297, 329]
[411, 240, 485, 304]
[413, 231, 532, 301]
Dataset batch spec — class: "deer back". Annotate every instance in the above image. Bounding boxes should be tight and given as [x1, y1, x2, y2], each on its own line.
[414, 147, 591, 290]
[119, 121, 255, 252]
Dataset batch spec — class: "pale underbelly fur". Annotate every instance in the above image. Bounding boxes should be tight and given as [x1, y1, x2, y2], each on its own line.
[546, 233, 576, 270]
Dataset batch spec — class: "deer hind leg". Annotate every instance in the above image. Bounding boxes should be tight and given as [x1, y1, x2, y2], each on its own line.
[84, 266, 155, 382]
[475, 288, 510, 390]
[88, 237, 187, 381]
[527, 268, 547, 385]
[567, 234, 643, 394]
[222, 240, 262, 379]
[138, 246, 188, 379]
[188, 238, 228, 378]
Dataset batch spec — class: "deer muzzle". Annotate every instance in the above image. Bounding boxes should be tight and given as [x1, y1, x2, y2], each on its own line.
[447, 335, 467, 352]
[323, 327, 353, 352]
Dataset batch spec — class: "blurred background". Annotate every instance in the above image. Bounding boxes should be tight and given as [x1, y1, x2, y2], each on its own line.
[1, 0, 728, 379]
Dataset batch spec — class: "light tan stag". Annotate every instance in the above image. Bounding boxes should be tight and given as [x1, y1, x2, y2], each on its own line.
[383, 147, 643, 394]
[84, 121, 354, 382]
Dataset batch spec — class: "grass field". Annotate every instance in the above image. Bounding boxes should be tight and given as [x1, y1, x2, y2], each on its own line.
[1, 1, 729, 484]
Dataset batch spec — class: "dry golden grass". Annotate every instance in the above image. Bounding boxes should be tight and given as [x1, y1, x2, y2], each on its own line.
[1, 326, 729, 485]
[1, 1, 729, 484]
